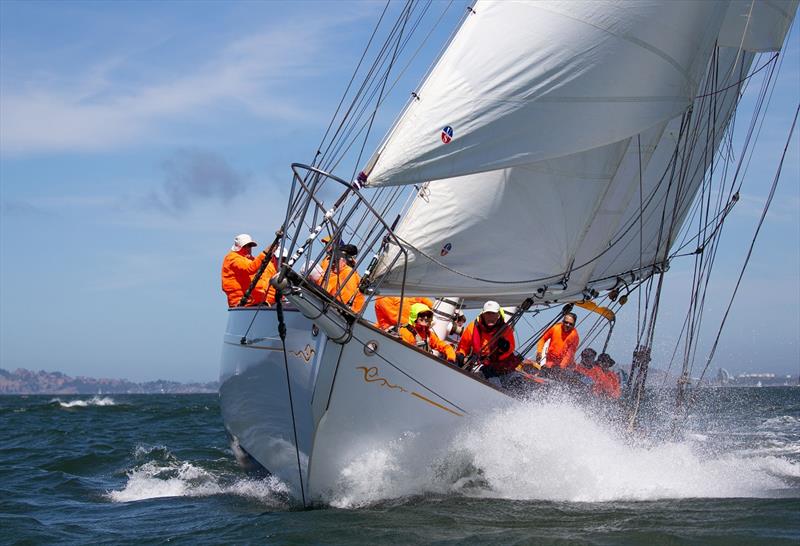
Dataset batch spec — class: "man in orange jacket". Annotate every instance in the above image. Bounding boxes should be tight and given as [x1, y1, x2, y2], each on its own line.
[221, 234, 276, 307]
[457, 301, 517, 377]
[574, 347, 598, 377]
[537, 312, 580, 369]
[399, 303, 456, 362]
[374, 296, 435, 331]
[592, 353, 621, 399]
[320, 244, 365, 313]
[572, 348, 621, 399]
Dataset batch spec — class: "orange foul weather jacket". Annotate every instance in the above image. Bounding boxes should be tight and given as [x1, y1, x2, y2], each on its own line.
[575, 365, 621, 398]
[253, 259, 278, 306]
[221, 251, 268, 308]
[400, 324, 456, 362]
[374, 296, 435, 330]
[457, 319, 516, 372]
[321, 262, 365, 313]
[537, 323, 580, 369]
[593, 368, 621, 399]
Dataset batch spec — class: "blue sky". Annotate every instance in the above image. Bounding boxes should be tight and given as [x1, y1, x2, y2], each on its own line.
[1, 1, 798, 382]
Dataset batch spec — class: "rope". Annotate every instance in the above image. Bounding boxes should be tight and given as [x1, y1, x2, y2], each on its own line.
[275, 296, 308, 508]
[694, 53, 777, 99]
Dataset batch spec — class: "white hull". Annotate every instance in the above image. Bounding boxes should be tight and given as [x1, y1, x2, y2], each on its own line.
[219, 292, 515, 504]
[306, 318, 513, 502]
[219, 307, 329, 498]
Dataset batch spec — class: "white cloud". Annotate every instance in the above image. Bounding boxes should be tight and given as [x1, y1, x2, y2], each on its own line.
[0, 11, 365, 156]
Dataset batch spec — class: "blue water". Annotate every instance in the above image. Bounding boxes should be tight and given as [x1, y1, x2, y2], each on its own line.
[1, 388, 798, 544]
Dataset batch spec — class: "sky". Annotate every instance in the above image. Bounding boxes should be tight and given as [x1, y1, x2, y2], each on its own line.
[1, 1, 798, 383]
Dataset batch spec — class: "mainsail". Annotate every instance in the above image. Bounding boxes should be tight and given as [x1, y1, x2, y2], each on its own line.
[368, 0, 797, 305]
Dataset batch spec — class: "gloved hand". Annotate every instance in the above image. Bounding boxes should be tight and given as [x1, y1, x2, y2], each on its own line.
[455, 352, 466, 368]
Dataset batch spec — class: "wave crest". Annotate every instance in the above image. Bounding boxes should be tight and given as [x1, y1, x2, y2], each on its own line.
[106, 458, 290, 506]
[51, 396, 116, 408]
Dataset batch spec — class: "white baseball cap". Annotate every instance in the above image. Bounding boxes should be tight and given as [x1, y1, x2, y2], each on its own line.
[482, 300, 501, 314]
[232, 234, 258, 251]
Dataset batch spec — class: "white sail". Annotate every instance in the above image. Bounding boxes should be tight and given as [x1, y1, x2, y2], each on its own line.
[361, 0, 729, 187]
[373, 45, 761, 304]
[370, 1, 797, 305]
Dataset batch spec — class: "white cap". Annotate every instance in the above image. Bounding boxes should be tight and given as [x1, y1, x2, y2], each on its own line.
[482, 300, 501, 314]
[232, 234, 258, 251]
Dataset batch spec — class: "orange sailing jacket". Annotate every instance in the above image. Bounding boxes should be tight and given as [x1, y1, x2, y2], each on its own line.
[400, 324, 456, 362]
[321, 262, 365, 312]
[537, 323, 580, 368]
[221, 251, 266, 307]
[593, 368, 621, 399]
[374, 296, 435, 330]
[251, 258, 278, 306]
[457, 319, 516, 372]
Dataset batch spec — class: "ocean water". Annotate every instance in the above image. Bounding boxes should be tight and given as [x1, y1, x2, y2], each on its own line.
[1, 388, 798, 545]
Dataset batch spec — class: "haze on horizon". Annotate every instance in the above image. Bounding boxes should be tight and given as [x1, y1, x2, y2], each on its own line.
[1, 1, 798, 382]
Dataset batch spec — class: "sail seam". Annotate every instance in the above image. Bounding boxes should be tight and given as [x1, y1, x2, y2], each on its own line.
[529, 4, 699, 88]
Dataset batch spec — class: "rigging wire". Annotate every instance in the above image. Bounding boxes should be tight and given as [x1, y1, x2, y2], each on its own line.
[694, 102, 799, 389]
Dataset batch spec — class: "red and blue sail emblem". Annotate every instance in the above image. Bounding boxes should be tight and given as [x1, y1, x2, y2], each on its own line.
[441, 125, 453, 144]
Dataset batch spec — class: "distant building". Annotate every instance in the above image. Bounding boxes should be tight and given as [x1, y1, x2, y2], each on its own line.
[711, 368, 797, 387]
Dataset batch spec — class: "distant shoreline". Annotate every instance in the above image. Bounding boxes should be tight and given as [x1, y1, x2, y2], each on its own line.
[0, 368, 218, 395]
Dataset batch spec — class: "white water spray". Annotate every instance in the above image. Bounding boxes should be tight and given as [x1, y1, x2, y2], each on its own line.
[326, 395, 799, 508]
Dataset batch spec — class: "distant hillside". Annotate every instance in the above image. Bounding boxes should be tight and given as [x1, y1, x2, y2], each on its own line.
[0, 368, 218, 395]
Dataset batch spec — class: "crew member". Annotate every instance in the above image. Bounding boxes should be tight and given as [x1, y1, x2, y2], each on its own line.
[593, 353, 621, 399]
[575, 347, 598, 374]
[537, 312, 580, 369]
[457, 300, 517, 377]
[320, 244, 365, 312]
[374, 296, 435, 331]
[399, 303, 456, 362]
[221, 233, 274, 307]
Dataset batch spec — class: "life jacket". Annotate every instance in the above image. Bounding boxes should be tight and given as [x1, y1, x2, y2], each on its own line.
[404, 324, 429, 352]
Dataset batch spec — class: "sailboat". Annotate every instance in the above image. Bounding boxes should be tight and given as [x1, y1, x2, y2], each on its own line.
[219, 0, 798, 506]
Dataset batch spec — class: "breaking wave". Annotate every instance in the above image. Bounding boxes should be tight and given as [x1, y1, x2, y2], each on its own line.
[51, 396, 116, 408]
[106, 446, 290, 506]
[327, 395, 800, 508]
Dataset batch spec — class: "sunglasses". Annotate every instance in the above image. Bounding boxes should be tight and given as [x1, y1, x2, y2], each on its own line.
[563, 321, 575, 327]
